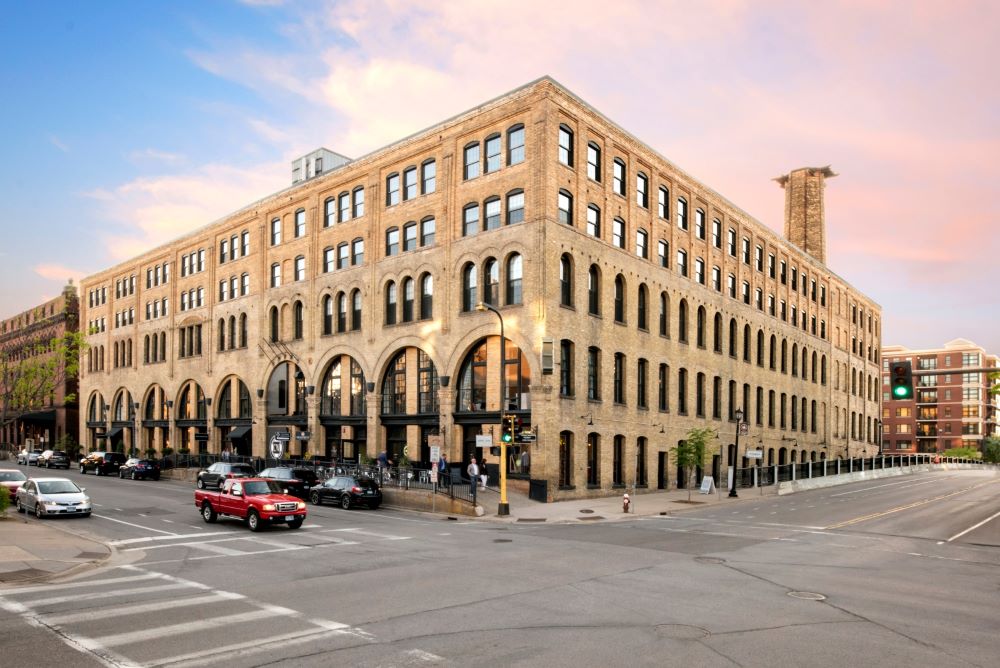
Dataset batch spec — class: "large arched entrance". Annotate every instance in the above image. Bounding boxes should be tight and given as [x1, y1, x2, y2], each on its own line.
[142, 385, 170, 456]
[216, 376, 253, 457]
[318, 355, 367, 464]
[85, 392, 107, 451]
[175, 380, 208, 453]
[109, 388, 134, 454]
[379, 347, 440, 468]
[453, 336, 532, 483]
[266, 361, 308, 459]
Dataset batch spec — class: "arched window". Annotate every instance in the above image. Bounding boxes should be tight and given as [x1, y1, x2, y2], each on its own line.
[506, 190, 525, 225]
[385, 282, 397, 325]
[781, 339, 788, 373]
[729, 318, 737, 357]
[483, 258, 499, 305]
[143, 335, 150, 363]
[462, 263, 477, 312]
[228, 316, 236, 350]
[239, 313, 247, 347]
[293, 301, 304, 340]
[678, 299, 688, 343]
[323, 295, 333, 335]
[586, 204, 601, 237]
[637, 284, 648, 330]
[769, 335, 777, 369]
[714, 313, 723, 352]
[402, 278, 415, 322]
[381, 351, 407, 415]
[587, 433, 600, 485]
[677, 368, 688, 414]
[420, 274, 433, 319]
[506, 253, 522, 305]
[588, 265, 601, 315]
[743, 324, 751, 362]
[696, 306, 706, 347]
[558, 189, 573, 225]
[559, 254, 573, 307]
[660, 292, 669, 337]
[294, 256, 305, 282]
[484, 197, 501, 231]
[337, 293, 347, 332]
[792, 343, 799, 376]
[614, 274, 626, 323]
[463, 203, 479, 237]
[507, 124, 525, 165]
[217, 319, 225, 351]
[756, 330, 764, 366]
[351, 289, 362, 331]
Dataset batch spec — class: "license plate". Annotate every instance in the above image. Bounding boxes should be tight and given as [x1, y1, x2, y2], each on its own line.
[284, 515, 296, 521]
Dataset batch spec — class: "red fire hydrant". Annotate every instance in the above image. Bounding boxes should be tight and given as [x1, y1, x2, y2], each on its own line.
[622, 493, 630, 513]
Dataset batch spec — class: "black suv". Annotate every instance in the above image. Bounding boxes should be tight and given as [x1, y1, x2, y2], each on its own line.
[258, 467, 319, 499]
[37, 450, 70, 469]
[119, 458, 161, 480]
[80, 451, 128, 476]
[197, 462, 254, 490]
[310, 475, 382, 510]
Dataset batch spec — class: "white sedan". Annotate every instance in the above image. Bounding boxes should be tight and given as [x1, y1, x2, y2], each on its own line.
[15, 477, 92, 518]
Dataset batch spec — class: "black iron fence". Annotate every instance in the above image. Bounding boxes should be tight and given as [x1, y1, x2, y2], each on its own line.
[729, 453, 987, 490]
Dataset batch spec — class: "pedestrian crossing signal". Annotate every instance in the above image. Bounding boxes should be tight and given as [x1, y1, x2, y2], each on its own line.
[890, 361, 914, 400]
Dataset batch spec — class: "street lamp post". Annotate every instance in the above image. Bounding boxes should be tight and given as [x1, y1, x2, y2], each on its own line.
[476, 302, 509, 516]
[729, 408, 744, 498]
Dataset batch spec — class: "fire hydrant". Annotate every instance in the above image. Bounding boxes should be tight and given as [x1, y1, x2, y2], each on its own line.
[622, 493, 630, 513]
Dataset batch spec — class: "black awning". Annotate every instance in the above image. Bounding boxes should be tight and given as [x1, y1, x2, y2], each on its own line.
[107, 427, 124, 440]
[228, 425, 252, 440]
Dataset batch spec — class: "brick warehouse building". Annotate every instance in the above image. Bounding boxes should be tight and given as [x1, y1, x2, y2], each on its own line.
[78, 77, 881, 500]
[881, 340, 999, 455]
[1, 282, 80, 449]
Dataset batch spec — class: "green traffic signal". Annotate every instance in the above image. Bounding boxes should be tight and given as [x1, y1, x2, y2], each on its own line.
[501, 430, 513, 443]
[890, 361, 914, 400]
[892, 385, 909, 398]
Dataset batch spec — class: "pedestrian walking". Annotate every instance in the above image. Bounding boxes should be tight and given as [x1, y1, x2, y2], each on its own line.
[467, 457, 479, 488]
[438, 452, 448, 484]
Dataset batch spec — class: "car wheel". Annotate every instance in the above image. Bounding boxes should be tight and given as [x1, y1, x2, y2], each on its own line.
[35, 503, 44, 519]
[119, 469, 124, 478]
[202, 503, 217, 523]
[310, 491, 322, 506]
[131, 471, 137, 481]
[371, 503, 381, 510]
[288, 518, 303, 529]
[340, 495, 351, 510]
[15, 498, 24, 513]
[247, 510, 261, 532]
[197, 478, 205, 489]
[153, 474, 160, 481]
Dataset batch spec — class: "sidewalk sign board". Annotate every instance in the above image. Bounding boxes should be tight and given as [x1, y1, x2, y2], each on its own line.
[699, 476, 715, 494]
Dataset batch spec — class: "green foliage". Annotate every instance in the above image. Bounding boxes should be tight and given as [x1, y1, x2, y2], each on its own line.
[57, 433, 81, 460]
[358, 451, 371, 467]
[942, 446, 981, 460]
[981, 437, 1000, 464]
[672, 427, 715, 501]
[1, 330, 88, 429]
[0, 486, 9, 515]
[398, 452, 411, 468]
[162, 446, 174, 456]
[145, 448, 158, 459]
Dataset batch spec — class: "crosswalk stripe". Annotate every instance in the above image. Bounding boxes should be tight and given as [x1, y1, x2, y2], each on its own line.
[187, 542, 247, 556]
[145, 628, 348, 668]
[42, 592, 245, 625]
[109, 531, 236, 546]
[325, 527, 411, 540]
[0, 572, 161, 596]
[94, 608, 286, 647]
[28, 582, 199, 607]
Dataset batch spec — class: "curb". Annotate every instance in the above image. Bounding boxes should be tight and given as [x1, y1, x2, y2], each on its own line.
[0, 514, 117, 586]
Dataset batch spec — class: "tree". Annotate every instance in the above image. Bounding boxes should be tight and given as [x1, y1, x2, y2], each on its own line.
[982, 437, 1000, 464]
[941, 446, 980, 460]
[672, 427, 715, 502]
[0, 330, 87, 437]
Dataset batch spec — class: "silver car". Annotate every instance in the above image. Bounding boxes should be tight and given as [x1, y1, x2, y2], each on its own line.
[17, 449, 44, 465]
[15, 477, 92, 518]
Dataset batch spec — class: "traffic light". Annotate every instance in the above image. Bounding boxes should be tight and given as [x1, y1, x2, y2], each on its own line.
[501, 417, 514, 443]
[890, 361, 914, 400]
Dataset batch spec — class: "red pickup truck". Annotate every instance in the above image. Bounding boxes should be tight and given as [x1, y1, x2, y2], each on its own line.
[195, 478, 307, 531]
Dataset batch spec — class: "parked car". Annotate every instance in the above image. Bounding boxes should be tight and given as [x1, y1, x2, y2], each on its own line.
[80, 451, 128, 476]
[119, 458, 161, 480]
[196, 462, 255, 490]
[37, 450, 71, 469]
[0, 468, 28, 495]
[17, 449, 44, 466]
[15, 477, 92, 518]
[194, 477, 306, 531]
[258, 467, 319, 499]
[309, 474, 382, 510]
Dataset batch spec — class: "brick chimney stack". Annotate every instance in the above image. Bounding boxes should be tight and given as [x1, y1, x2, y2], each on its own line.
[774, 166, 836, 264]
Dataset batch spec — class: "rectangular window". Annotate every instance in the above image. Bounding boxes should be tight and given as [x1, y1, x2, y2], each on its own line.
[612, 218, 625, 249]
[677, 249, 688, 277]
[485, 135, 501, 173]
[353, 188, 365, 217]
[403, 167, 417, 200]
[755, 245, 763, 271]
[338, 243, 349, 269]
[386, 173, 400, 206]
[587, 143, 601, 181]
[712, 266, 721, 292]
[727, 229, 736, 256]
[386, 228, 400, 256]
[676, 198, 688, 230]
[712, 218, 721, 249]
[219, 240, 228, 264]
[658, 240, 669, 268]
[613, 159, 625, 196]
[636, 173, 648, 208]
[695, 258, 705, 285]
[741, 237, 751, 264]
[485, 199, 501, 230]
[324, 248, 335, 273]
[352, 239, 364, 265]
[421, 160, 436, 194]
[507, 191, 525, 225]
[587, 347, 601, 400]
[403, 224, 417, 252]
[508, 126, 525, 165]
[271, 219, 281, 246]
[658, 186, 668, 219]
[695, 209, 705, 240]
[558, 190, 572, 225]
[463, 204, 480, 236]
[421, 218, 436, 246]
[464, 143, 480, 180]
[558, 126, 573, 166]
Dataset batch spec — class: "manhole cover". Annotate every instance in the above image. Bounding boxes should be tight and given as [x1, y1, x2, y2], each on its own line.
[655, 624, 710, 640]
[579, 509, 595, 514]
[694, 556, 726, 565]
[493, 539, 513, 543]
[787, 591, 826, 601]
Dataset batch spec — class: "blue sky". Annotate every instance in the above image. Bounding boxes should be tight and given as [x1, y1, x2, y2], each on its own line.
[2, 1, 998, 354]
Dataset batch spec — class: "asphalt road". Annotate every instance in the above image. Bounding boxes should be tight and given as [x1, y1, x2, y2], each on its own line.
[1, 466, 998, 667]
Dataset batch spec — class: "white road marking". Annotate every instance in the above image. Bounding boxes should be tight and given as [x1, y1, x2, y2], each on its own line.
[145, 629, 349, 668]
[828, 476, 946, 497]
[0, 573, 161, 595]
[947, 509, 1000, 543]
[186, 542, 247, 556]
[406, 648, 445, 662]
[28, 583, 198, 607]
[93, 514, 176, 535]
[109, 531, 235, 546]
[325, 528, 412, 540]
[162, 519, 174, 523]
[42, 592, 245, 625]
[96, 608, 284, 647]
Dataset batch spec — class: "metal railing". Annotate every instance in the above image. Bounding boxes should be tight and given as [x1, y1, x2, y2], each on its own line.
[728, 453, 988, 490]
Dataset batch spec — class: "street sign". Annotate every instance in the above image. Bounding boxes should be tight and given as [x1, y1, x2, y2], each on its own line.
[517, 433, 536, 443]
[746, 449, 763, 459]
[295, 431, 311, 441]
[429, 468, 438, 484]
[194, 432, 210, 442]
[475, 434, 492, 449]
[269, 435, 284, 459]
[429, 445, 441, 463]
[274, 431, 291, 442]
[738, 422, 749, 436]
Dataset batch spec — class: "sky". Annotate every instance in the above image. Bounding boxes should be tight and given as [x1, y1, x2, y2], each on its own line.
[1, 0, 997, 353]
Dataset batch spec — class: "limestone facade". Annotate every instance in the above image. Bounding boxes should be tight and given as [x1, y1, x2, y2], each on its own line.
[78, 76, 881, 500]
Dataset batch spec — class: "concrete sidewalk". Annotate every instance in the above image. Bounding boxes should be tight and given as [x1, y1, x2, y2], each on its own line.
[476, 480, 773, 523]
[0, 513, 111, 585]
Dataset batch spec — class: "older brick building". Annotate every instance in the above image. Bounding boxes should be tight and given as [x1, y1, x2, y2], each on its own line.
[881, 339, 999, 455]
[78, 76, 881, 500]
[1, 282, 80, 449]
